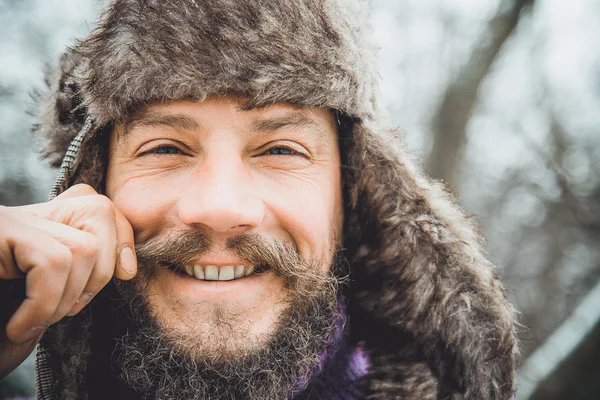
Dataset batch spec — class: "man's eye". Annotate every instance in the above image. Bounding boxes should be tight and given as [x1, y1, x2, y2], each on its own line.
[144, 145, 182, 155]
[264, 146, 302, 156]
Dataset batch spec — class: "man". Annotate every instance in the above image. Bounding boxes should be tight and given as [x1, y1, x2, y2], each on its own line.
[0, 0, 519, 399]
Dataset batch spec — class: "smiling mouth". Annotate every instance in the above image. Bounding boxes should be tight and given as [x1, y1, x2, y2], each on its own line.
[168, 264, 270, 281]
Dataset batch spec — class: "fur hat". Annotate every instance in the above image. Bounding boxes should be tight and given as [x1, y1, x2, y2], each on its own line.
[33, 0, 519, 398]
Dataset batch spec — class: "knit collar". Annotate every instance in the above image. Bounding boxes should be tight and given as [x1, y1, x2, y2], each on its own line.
[291, 297, 370, 399]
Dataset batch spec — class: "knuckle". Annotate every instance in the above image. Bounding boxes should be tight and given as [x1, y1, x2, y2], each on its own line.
[37, 299, 59, 319]
[46, 246, 73, 271]
[70, 232, 99, 260]
[92, 195, 115, 217]
[70, 183, 95, 194]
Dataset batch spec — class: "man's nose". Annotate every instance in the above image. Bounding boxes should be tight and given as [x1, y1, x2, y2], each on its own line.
[176, 157, 265, 234]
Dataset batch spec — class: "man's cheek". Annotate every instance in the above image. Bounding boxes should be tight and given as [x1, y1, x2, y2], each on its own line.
[110, 189, 176, 241]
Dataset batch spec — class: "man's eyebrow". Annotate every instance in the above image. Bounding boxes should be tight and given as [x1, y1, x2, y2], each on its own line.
[249, 113, 326, 138]
[121, 111, 202, 138]
[120, 110, 327, 139]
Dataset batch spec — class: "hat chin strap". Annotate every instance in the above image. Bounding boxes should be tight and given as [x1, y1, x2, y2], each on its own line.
[49, 117, 94, 200]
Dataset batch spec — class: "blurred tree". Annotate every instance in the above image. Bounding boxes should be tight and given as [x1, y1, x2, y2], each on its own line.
[427, 0, 534, 190]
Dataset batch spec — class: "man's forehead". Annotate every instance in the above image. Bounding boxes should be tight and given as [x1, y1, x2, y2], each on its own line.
[117, 99, 336, 139]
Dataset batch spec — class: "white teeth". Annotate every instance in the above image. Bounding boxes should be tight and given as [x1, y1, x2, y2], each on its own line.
[204, 265, 219, 281]
[234, 265, 245, 279]
[219, 266, 234, 281]
[182, 264, 260, 281]
[193, 265, 205, 280]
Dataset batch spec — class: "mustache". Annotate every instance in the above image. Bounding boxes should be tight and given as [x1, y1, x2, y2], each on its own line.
[134, 231, 338, 296]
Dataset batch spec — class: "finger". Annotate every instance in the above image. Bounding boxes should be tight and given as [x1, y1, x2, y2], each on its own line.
[0, 240, 22, 281]
[55, 194, 133, 289]
[0, 213, 59, 280]
[0, 211, 26, 280]
[114, 207, 137, 279]
[7, 238, 71, 344]
[16, 217, 101, 319]
[0, 331, 42, 378]
[50, 231, 97, 321]
[66, 195, 120, 298]
[15, 184, 99, 221]
[28, 192, 126, 285]
[6, 216, 99, 332]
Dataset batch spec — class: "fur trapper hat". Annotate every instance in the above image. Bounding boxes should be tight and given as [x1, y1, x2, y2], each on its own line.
[33, 0, 519, 399]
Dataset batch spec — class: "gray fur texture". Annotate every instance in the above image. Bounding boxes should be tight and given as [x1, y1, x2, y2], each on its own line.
[32, 0, 519, 399]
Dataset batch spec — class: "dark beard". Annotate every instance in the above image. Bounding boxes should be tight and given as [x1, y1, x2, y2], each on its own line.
[107, 231, 343, 400]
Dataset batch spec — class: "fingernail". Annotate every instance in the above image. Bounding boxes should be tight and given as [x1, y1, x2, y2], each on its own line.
[79, 292, 94, 304]
[73, 292, 94, 308]
[120, 246, 137, 275]
[67, 293, 94, 316]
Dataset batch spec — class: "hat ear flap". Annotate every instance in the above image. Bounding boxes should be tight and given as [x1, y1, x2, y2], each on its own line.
[342, 121, 518, 399]
[32, 49, 86, 168]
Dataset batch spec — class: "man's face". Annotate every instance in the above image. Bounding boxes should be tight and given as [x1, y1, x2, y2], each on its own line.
[105, 97, 343, 359]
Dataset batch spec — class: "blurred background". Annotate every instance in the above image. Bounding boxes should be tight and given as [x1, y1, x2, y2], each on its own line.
[1, 0, 599, 398]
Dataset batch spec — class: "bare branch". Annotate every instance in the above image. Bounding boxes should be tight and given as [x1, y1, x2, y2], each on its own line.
[426, 0, 534, 191]
[518, 119, 600, 233]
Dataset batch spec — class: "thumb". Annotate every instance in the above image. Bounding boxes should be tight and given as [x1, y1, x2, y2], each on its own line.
[114, 207, 137, 280]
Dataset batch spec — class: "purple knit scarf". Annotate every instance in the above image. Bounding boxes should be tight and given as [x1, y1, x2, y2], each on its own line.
[291, 298, 370, 399]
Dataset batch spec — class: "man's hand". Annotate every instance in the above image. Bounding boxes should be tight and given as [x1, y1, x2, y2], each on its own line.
[0, 184, 137, 378]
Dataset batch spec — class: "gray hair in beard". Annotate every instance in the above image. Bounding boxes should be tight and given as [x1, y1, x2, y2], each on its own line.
[111, 231, 344, 400]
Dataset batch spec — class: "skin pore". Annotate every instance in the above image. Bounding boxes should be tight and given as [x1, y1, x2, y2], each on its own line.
[102, 98, 344, 397]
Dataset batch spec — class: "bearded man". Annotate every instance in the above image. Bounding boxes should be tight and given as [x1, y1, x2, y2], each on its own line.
[0, 0, 519, 399]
